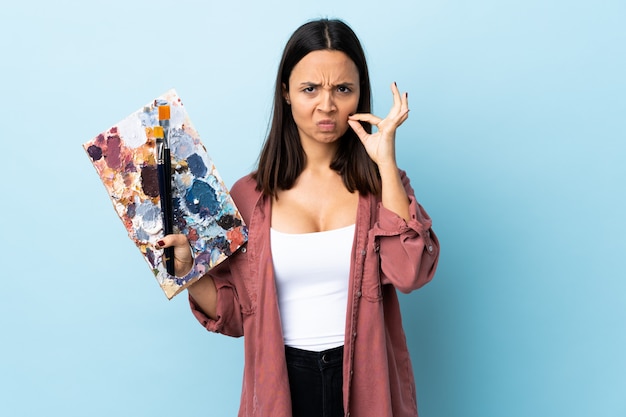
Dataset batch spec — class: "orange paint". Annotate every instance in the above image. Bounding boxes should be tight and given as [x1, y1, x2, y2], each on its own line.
[158, 105, 170, 120]
[228, 227, 247, 253]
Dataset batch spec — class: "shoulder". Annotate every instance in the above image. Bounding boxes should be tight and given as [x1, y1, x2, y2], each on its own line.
[231, 173, 258, 196]
[229, 173, 263, 222]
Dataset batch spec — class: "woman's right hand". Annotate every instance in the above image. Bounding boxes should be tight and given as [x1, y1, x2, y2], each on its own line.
[157, 234, 218, 319]
[155, 234, 194, 277]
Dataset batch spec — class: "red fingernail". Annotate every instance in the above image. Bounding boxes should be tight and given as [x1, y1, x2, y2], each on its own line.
[157, 240, 165, 247]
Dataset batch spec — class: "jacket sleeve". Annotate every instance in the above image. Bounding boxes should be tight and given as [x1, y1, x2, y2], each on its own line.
[187, 175, 259, 338]
[188, 257, 245, 338]
[371, 171, 440, 293]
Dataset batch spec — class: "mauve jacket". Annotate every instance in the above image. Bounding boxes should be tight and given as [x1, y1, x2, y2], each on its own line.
[189, 171, 439, 417]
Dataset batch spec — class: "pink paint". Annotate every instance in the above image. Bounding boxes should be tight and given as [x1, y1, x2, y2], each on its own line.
[106, 134, 122, 170]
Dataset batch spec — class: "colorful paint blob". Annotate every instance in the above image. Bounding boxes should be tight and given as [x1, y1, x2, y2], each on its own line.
[83, 89, 248, 299]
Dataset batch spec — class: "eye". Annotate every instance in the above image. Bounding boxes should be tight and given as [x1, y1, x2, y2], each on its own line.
[337, 85, 352, 93]
[303, 86, 316, 93]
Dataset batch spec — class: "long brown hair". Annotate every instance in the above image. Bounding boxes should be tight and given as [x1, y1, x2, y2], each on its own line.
[254, 19, 380, 196]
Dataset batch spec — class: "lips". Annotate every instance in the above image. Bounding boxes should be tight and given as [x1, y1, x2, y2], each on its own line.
[317, 119, 336, 131]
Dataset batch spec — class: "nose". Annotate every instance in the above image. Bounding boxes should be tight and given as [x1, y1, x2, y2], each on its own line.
[317, 90, 336, 113]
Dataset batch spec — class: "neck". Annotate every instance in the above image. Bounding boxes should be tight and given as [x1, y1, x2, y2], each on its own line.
[301, 140, 338, 171]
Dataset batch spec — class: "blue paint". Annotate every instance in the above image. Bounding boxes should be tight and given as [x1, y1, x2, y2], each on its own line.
[185, 179, 220, 218]
[187, 153, 207, 178]
[139, 107, 157, 128]
[170, 129, 195, 160]
[135, 200, 161, 234]
[135, 226, 150, 241]
[172, 197, 187, 231]
[127, 202, 136, 219]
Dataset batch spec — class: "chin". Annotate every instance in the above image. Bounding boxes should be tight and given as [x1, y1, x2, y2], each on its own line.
[317, 134, 342, 144]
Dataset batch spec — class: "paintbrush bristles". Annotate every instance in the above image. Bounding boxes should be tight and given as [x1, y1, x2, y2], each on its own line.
[158, 105, 170, 121]
[153, 126, 164, 138]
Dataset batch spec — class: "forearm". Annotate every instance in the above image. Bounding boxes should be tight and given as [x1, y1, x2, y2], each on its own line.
[378, 163, 410, 222]
[187, 276, 218, 320]
[375, 176, 440, 293]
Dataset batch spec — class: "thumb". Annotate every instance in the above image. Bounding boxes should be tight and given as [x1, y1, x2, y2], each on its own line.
[348, 119, 369, 141]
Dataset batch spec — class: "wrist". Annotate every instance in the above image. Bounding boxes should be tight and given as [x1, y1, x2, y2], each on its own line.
[377, 161, 399, 176]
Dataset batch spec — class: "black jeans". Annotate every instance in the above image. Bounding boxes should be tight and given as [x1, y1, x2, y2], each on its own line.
[285, 345, 344, 417]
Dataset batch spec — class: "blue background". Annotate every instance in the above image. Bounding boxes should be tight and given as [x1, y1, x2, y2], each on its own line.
[1, 0, 624, 416]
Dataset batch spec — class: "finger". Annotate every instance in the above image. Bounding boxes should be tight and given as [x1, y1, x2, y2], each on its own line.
[401, 90, 409, 115]
[397, 93, 409, 122]
[391, 82, 401, 106]
[390, 82, 409, 119]
[347, 119, 369, 140]
[154, 234, 194, 277]
[348, 113, 383, 125]
[155, 233, 189, 249]
[392, 82, 407, 113]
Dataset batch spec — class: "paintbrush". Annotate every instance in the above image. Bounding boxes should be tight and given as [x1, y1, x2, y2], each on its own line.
[155, 106, 175, 275]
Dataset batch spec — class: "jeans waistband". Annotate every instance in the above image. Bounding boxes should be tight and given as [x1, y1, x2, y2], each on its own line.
[285, 345, 344, 370]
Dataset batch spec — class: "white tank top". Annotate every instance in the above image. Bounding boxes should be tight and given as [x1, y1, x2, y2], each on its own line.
[271, 224, 355, 351]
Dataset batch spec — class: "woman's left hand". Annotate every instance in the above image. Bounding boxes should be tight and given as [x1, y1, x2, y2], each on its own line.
[347, 82, 409, 168]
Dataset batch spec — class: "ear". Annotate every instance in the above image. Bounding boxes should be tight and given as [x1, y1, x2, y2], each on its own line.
[282, 83, 290, 105]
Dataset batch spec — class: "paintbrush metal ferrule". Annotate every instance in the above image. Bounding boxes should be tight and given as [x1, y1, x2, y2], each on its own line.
[156, 139, 164, 164]
[154, 125, 165, 162]
[159, 120, 170, 148]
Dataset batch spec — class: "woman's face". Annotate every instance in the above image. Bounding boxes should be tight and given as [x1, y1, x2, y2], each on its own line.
[284, 50, 360, 148]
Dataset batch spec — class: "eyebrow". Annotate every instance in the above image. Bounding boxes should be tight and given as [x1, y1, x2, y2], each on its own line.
[297, 82, 357, 88]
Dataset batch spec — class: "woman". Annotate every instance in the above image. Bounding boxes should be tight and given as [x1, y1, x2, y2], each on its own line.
[158, 18, 439, 417]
